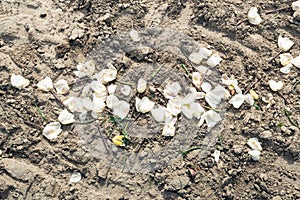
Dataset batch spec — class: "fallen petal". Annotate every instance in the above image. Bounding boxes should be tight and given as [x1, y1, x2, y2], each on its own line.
[189, 52, 203, 64]
[207, 54, 222, 67]
[69, 172, 82, 183]
[247, 137, 263, 151]
[42, 122, 62, 140]
[54, 79, 70, 95]
[248, 7, 263, 25]
[135, 97, 155, 113]
[279, 53, 293, 66]
[199, 47, 212, 59]
[278, 35, 294, 51]
[37, 76, 53, 92]
[58, 109, 75, 125]
[113, 100, 130, 119]
[291, 55, 300, 68]
[121, 85, 131, 96]
[248, 149, 261, 161]
[130, 29, 140, 42]
[229, 94, 245, 108]
[137, 78, 147, 93]
[11, 74, 30, 89]
[280, 64, 293, 74]
[202, 110, 222, 129]
[268, 80, 283, 91]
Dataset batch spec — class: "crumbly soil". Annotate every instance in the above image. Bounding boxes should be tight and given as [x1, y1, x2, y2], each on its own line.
[0, 0, 299, 199]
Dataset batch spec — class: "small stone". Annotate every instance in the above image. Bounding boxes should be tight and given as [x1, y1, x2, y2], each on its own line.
[260, 130, 272, 139]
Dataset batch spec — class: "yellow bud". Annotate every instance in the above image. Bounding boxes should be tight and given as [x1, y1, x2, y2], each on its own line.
[250, 89, 259, 100]
[112, 135, 125, 147]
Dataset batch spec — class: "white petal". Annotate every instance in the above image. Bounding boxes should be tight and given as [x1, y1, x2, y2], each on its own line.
[163, 82, 181, 99]
[130, 29, 140, 42]
[79, 111, 87, 122]
[249, 150, 261, 161]
[207, 54, 222, 67]
[278, 35, 294, 51]
[205, 85, 226, 108]
[202, 110, 222, 129]
[113, 100, 130, 119]
[280, 63, 293, 74]
[201, 82, 212, 93]
[74, 60, 95, 78]
[192, 72, 202, 88]
[107, 84, 117, 94]
[94, 66, 117, 84]
[192, 103, 205, 119]
[81, 84, 91, 97]
[195, 65, 212, 76]
[42, 122, 62, 140]
[93, 96, 106, 113]
[82, 97, 94, 111]
[106, 94, 119, 109]
[58, 109, 75, 125]
[199, 47, 212, 59]
[292, 1, 300, 11]
[181, 105, 194, 120]
[229, 94, 245, 108]
[248, 7, 263, 25]
[91, 81, 107, 95]
[37, 76, 53, 92]
[189, 52, 203, 64]
[166, 98, 182, 116]
[11, 74, 30, 89]
[268, 80, 283, 91]
[291, 55, 300, 68]
[279, 53, 293, 66]
[137, 78, 147, 93]
[69, 172, 81, 183]
[247, 137, 262, 151]
[135, 97, 155, 113]
[151, 106, 166, 122]
[121, 85, 131, 96]
[181, 93, 195, 105]
[198, 116, 205, 127]
[244, 94, 254, 106]
[54, 79, 70, 94]
[162, 117, 177, 137]
[213, 150, 220, 163]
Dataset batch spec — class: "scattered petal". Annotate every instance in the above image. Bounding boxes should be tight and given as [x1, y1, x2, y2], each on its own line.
[207, 54, 222, 67]
[121, 85, 131, 96]
[229, 94, 245, 108]
[93, 95, 106, 113]
[248, 7, 263, 25]
[279, 53, 293, 66]
[11, 74, 30, 89]
[192, 72, 202, 88]
[195, 65, 212, 76]
[135, 97, 155, 113]
[94, 65, 117, 84]
[58, 109, 75, 125]
[137, 78, 147, 93]
[113, 100, 130, 119]
[69, 172, 82, 183]
[205, 85, 226, 108]
[280, 63, 293, 74]
[268, 80, 283, 91]
[201, 82, 212, 93]
[162, 117, 177, 137]
[202, 110, 222, 129]
[244, 94, 254, 106]
[166, 98, 182, 116]
[189, 52, 203, 64]
[107, 84, 117, 94]
[37, 76, 53, 92]
[190, 87, 206, 99]
[42, 122, 62, 140]
[91, 81, 107, 95]
[247, 137, 263, 151]
[192, 103, 205, 119]
[151, 106, 166, 122]
[54, 79, 70, 94]
[112, 135, 125, 147]
[130, 29, 140, 42]
[163, 82, 181, 99]
[292, 1, 300, 11]
[278, 35, 294, 51]
[199, 47, 212, 59]
[248, 149, 261, 161]
[249, 90, 259, 100]
[106, 94, 119, 109]
[291, 55, 300, 68]
[213, 150, 220, 163]
[74, 60, 95, 78]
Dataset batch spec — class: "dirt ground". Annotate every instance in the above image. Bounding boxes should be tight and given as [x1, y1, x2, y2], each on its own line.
[0, 0, 300, 199]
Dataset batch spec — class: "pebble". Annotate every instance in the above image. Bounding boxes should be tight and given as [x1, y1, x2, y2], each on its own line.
[260, 130, 272, 139]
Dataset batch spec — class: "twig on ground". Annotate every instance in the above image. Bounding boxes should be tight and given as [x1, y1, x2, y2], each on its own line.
[277, 91, 289, 104]
[244, 78, 259, 95]
[269, 50, 282, 63]
[264, 6, 291, 14]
